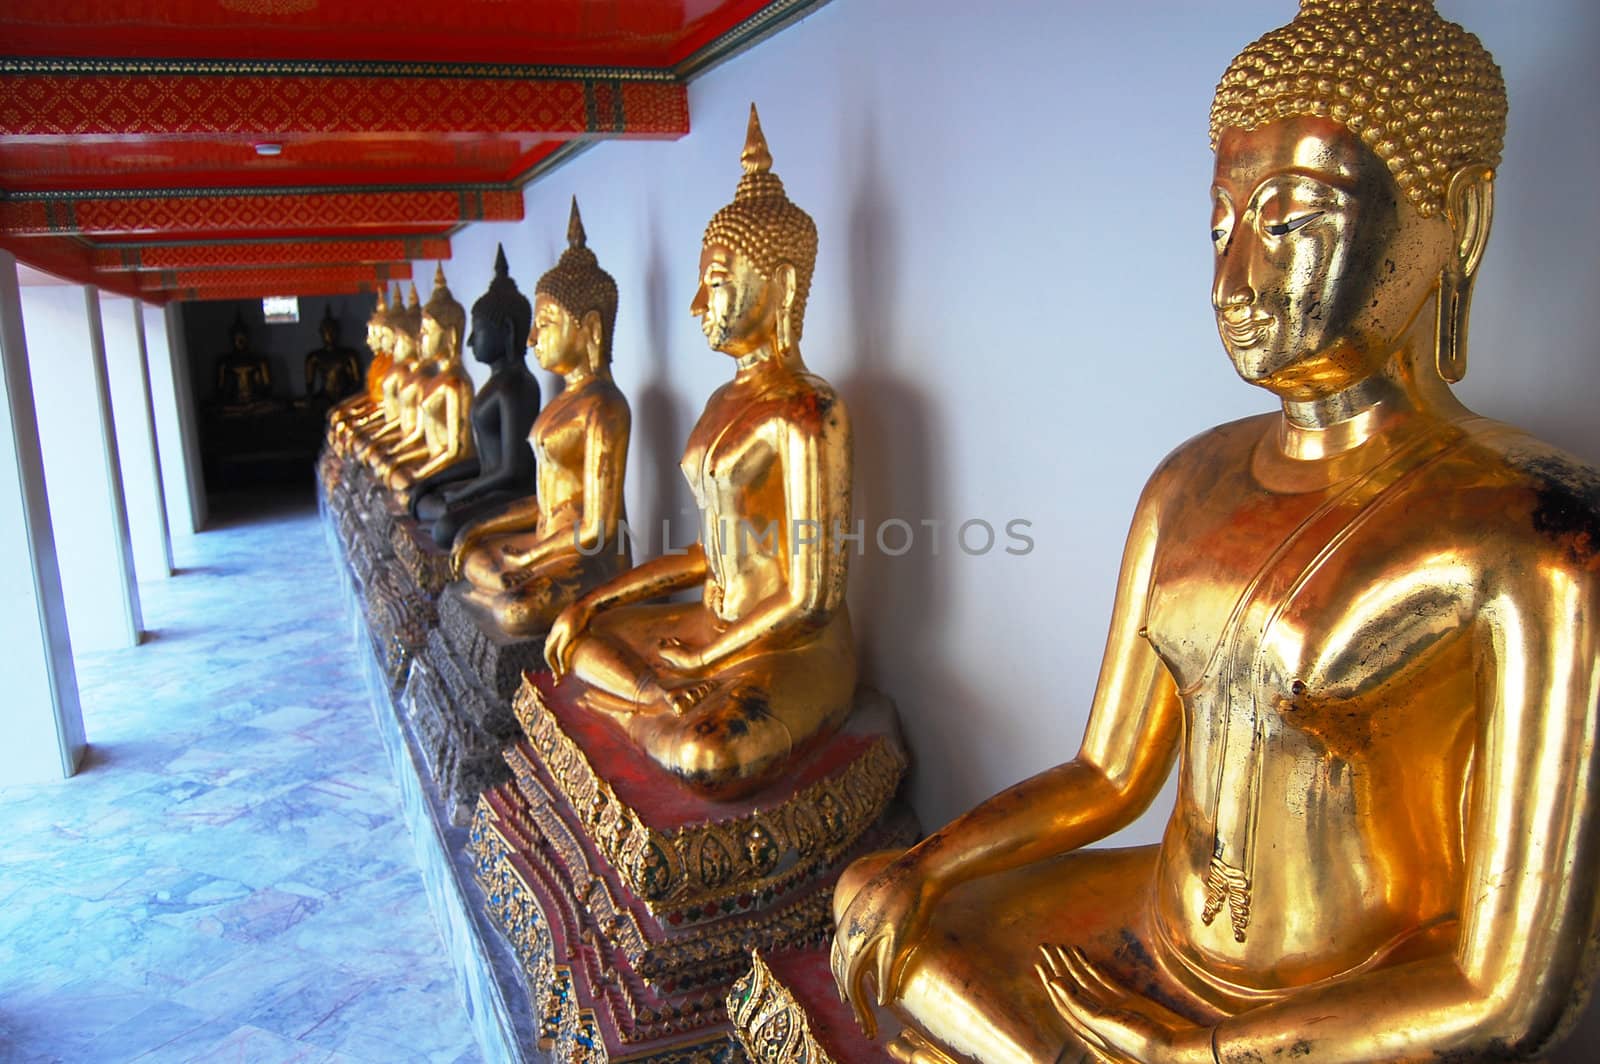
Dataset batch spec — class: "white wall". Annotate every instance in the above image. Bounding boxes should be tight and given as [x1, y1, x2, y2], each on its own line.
[100, 295, 173, 583]
[21, 285, 142, 652]
[413, 0, 1600, 836]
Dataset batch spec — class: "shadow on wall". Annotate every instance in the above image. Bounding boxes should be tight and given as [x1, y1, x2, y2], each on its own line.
[836, 110, 988, 814]
[634, 207, 697, 542]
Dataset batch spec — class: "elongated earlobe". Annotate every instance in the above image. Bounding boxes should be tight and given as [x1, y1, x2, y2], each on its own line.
[1436, 165, 1495, 383]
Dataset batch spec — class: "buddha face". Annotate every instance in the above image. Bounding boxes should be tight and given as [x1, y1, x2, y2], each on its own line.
[393, 328, 416, 362]
[320, 321, 337, 347]
[532, 294, 583, 374]
[691, 242, 780, 358]
[375, 323, 395, 354]
[1210, 116, 1454, 400]
[420, 313, 444, 360]
[231, 329, 249, 354]
[466, 309, 508, 366]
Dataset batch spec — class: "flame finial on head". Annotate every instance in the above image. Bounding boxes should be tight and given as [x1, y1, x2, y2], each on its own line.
[567, 196, 587, 249]
[740, 103, 773, 177]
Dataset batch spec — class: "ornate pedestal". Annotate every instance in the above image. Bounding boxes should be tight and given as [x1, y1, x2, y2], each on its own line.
[363, 511, 449, 693]
[405, 587, 547, 826]
[728, 948, 897, 1064]
[469, 672, 918, 1062]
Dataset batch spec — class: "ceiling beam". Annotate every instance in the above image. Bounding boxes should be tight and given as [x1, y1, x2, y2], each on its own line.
[92, 236, 450, 272]
[0, 65, 688, 140]
[133, 263, 412, 294]
[0, 188, 523, 237]
[171, 278, 386, 303]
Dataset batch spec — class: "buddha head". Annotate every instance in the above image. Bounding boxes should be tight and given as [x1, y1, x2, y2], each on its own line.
[533, 197, 618, 377]
[692, 103, 817, 360]
[467, 244, 533, 369]
[421, 264, 466, 364]
[391, 283, 423, 362]
[319, 304, 338, 349]
[1209, 0, 1505, 397]
[229, 311, 250, 354]
[366, 286, 388, 352]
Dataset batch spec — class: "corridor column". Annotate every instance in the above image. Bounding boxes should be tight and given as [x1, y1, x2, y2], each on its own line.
[0, 251, 86, 783]
[143, 302, 208, 535]
[20, 282, 143, 651]
[101, 294, 174, 582]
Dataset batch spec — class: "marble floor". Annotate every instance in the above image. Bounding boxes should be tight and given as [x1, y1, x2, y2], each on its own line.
[0, 490, 480, 1064]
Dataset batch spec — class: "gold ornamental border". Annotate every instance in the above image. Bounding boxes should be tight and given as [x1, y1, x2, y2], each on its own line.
[513, 681, 907, 910]
[728, 949, 835, 1064]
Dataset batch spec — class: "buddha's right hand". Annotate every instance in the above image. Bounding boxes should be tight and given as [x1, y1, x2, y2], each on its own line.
[830, 849, 937, 1038]
[544, 601, 594, 679]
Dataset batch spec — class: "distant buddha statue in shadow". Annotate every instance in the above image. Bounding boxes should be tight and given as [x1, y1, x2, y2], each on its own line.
[409, 246, 543, 546]
[303, 304, 362, 407]
[215, 312, 275, 413]
[830, 4, 1600, 1063]
[544, 106, 857, 801]
[450, 197, 632, 636]
[373, 266, 476, 497]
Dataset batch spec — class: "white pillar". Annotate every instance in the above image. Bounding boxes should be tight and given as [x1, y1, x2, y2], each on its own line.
[142, 301, 208, 536]
[101, 294, 173, 581]
[20, 283, 143, 651]
[0, 251, 86, 782]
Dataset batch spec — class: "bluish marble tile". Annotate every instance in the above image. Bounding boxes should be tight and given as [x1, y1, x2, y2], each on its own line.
[0, 494, 479, 1064]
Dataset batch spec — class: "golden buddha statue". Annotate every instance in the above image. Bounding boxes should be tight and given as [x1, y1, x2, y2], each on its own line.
[450, 198, 632, 635]
[356, 283, 424, 465]
[544, 105, 857, 801]
[376, 265, 475, 493]
[831, 4, 1600, 1062]
[329, 283, 401, 453]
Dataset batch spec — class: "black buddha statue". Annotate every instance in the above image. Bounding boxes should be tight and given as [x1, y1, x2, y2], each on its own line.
[303, 304, 363, 406]
[410, 244, 542, 546]
[215, 311, 275, 411]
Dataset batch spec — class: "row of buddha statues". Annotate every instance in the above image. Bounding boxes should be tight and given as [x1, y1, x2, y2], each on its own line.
[212, 305, 369, 413]
[322, 0, 1600, 1058]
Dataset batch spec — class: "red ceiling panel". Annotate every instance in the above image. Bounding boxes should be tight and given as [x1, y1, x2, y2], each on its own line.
[0, 1, 774, 66]
[0, 0, 825, 288]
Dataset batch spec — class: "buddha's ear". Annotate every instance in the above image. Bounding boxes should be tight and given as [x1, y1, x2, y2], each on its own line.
[774, 262, 798, 312]
[1445, 164, 1494, 283]
[1435, 164, 1494, 383]
[581, 309, 605, 367]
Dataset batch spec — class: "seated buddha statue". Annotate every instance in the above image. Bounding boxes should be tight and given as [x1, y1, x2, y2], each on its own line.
[327, 284, 396, 449]
[450, 198, 631, 636]
[409, 246, 543, 547]
[214, 312, 274, 412]
[374, 266, 475, 494]
[355, 284, 424, 466]
[303, 304, 363, 407]
[831, 4, 1600, 1063]
[544, 105, 857, 801]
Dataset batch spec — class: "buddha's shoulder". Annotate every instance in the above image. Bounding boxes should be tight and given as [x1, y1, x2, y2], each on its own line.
[1146, 412, 1274, 483]
[1442, 419, 1600, 564]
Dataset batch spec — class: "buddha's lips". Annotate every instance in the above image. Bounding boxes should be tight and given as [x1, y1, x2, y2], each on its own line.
[1221, 315, 1272, 348]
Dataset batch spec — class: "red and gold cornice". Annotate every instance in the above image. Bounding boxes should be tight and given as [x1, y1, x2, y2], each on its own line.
[0, 187, 523, 237]
[92, 236, 451, 272]
[135, 262, 410, 294]
[0, 64, 688, 141]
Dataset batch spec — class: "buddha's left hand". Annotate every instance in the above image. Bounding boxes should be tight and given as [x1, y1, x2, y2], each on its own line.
[1037, 945, 1212, 1064]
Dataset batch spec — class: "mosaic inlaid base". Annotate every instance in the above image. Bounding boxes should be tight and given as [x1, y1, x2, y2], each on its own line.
[728, 947, 898, 1064]
[468, 674, 919, 1062]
